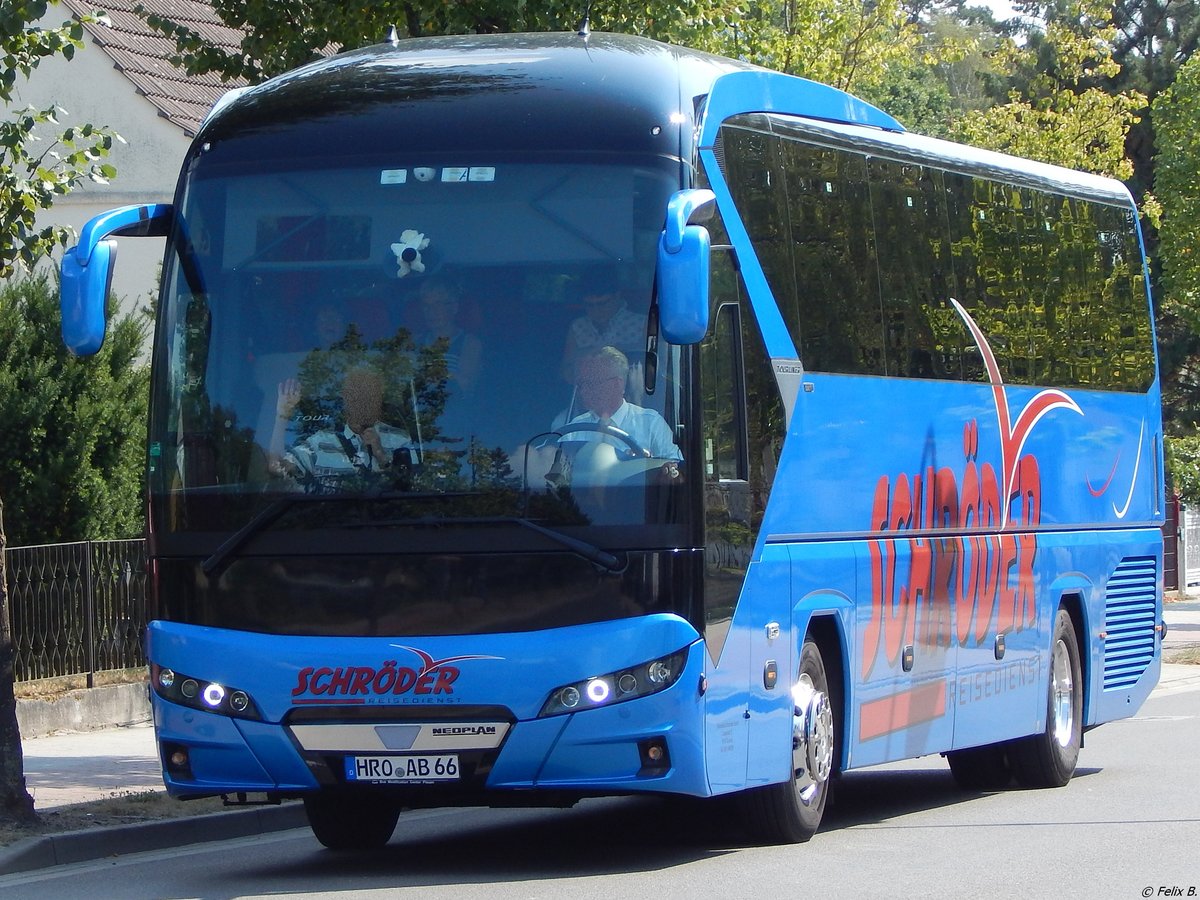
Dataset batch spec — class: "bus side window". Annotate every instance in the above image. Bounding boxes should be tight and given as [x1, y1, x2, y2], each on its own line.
[702, 301, 748, 482]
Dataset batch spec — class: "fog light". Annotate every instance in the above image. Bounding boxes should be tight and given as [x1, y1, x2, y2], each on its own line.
[169, 748, 189, 768]
[157, 668, 176, 689]
[637, 736, 671, 771]
[202, 682, 226, 707]
[586, 678, 610, 704]
[180, 679, 199, 699]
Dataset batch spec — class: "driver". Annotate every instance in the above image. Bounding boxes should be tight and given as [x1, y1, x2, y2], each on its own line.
[553, 346, 682, 462]
[270, 367, 415, 487]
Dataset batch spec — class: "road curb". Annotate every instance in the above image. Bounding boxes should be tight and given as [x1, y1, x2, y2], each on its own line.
[0, 802, 307, 875]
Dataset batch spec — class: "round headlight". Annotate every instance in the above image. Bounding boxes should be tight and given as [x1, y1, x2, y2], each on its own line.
[180, 679, 200, 699]
[202, 682, 226, 708]
[558, 686, 581, 709]
[157, 668, 176, 689]
[586, 678, 611, 704]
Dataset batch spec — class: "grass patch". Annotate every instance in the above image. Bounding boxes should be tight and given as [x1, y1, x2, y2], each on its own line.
[0, 791, 230, 848]
[1165, 646, 1200, 665]
[15, 669, 146, 701]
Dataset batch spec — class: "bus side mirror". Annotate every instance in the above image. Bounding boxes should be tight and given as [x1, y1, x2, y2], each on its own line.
[60, 204, 173, 356]
[657, 189, 715, 345]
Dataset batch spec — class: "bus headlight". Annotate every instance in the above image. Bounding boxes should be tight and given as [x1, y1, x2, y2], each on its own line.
[538, 648, 689, 717]
[150, 663, 261, 721]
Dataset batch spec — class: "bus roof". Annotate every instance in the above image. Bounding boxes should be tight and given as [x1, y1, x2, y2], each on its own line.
[196, 32, 897, 166]
[198, 32, 1132, 209]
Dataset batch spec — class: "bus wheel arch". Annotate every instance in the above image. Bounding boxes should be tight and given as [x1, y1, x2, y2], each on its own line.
[739, 615, 845, 843]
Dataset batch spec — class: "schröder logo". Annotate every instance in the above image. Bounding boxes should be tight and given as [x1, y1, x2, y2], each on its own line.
[291, 646, 501, 705]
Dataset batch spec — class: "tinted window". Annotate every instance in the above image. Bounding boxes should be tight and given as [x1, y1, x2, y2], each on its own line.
[714, 116, 1154, 391]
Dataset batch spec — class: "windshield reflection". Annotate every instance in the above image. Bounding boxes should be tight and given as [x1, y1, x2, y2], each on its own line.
[149, 159, 692, 539]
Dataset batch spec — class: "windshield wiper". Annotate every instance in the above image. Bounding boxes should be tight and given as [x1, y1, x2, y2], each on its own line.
[201, 494, 310, 579]
[502, 516, 624, 573]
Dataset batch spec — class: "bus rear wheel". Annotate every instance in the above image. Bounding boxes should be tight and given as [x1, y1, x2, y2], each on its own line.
[304, 794, 400, 850]
[1008, 607, 1082, 788]
[740, 638, 836, 843]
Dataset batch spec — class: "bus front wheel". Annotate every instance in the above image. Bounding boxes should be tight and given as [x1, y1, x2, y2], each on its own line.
[1008, 607, 1083, 788]
[740, 638, 836, 843]
[304, 794, 400, 850]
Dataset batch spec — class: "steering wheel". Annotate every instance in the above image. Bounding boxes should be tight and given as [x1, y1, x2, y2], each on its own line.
[554, 421, 649, 460]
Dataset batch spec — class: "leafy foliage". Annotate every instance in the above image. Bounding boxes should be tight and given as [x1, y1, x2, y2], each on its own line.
[952, 0, 1143, 179]
[696, 0, 919, 93]
[136, 0, 728, 82]
[1167, 433, 1200, 501]
[1, 1, 121, 278]
[0, 275, 148, 545]
[1154, 56, 1200, 333]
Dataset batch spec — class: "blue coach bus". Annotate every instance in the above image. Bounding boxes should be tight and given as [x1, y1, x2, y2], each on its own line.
[60, 32, 1163, 848]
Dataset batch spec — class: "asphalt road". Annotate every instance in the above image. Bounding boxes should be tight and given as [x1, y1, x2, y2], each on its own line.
[2, 687, 1197, 900]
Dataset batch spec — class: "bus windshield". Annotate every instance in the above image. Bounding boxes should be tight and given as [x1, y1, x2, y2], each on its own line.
[148, 156, 691, 543]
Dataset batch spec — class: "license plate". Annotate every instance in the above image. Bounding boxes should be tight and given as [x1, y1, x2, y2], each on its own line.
[345, 754, 460, 783]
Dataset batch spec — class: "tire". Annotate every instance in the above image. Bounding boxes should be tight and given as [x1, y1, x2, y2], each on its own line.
[1008, 607, 1082, 788]
[304, 794, 400, 850]
[739, 638, 837, 843]
[946, 742, 1011, 791]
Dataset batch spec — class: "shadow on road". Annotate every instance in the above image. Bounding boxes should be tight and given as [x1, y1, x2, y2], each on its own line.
[222, 761, 1089, 890]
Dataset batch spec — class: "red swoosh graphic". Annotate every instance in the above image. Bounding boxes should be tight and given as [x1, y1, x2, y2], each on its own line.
[1086, 453, 1120, 497]
[950, 299, 1082, 526]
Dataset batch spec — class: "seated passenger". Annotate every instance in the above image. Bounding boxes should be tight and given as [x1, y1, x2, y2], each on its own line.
[270, 367, 415, 489]
[560, 266, 645, 388]
[416, 277, 482, 396]
[553, 346, 682, 462]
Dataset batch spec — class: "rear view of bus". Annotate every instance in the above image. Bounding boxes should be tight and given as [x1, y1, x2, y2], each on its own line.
[59, 31, 1163, 850]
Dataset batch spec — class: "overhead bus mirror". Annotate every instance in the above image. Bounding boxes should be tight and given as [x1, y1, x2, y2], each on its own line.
[60, 204, 173, 356]
[657, 189, 715, 345]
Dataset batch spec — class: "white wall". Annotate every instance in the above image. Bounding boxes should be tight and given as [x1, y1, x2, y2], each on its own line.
[13, 10, 198, 317]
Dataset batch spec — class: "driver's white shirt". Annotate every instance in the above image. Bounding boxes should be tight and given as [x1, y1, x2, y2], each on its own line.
[552, 400, 682, 461]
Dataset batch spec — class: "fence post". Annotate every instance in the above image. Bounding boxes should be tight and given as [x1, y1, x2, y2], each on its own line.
[84, 541, 95, 689]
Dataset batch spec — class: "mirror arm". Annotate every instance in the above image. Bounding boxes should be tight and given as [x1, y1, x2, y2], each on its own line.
[662, 190, 716, 254]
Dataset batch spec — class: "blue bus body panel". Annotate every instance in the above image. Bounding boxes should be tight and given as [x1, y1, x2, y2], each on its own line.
[147, 615, 708, 797]
[749, 371, 1161, 770]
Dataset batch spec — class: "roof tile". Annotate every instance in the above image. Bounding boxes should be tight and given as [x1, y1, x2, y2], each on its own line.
[59, 0, 248, 136]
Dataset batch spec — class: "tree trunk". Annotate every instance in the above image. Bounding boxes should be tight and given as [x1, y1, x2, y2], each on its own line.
[0, 497, 37, 823]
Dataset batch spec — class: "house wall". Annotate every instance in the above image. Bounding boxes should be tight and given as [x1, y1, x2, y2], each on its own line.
[14, 10, 207, 320]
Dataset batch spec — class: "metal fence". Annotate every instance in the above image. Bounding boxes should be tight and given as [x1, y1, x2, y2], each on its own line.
[3, 539, 147, 684]
[1184, 506, 1200, 590]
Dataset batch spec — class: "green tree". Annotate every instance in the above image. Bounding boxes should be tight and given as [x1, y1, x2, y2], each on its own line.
[2, 0, 124, 826]
[2, 1, 119, 277]
[697, 0, 919, 94]
[137, 0, 728, 83]
[0, 275, 148, 546]
[952, 0, 1144, 179]
[1152, 53, 1200, 485]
